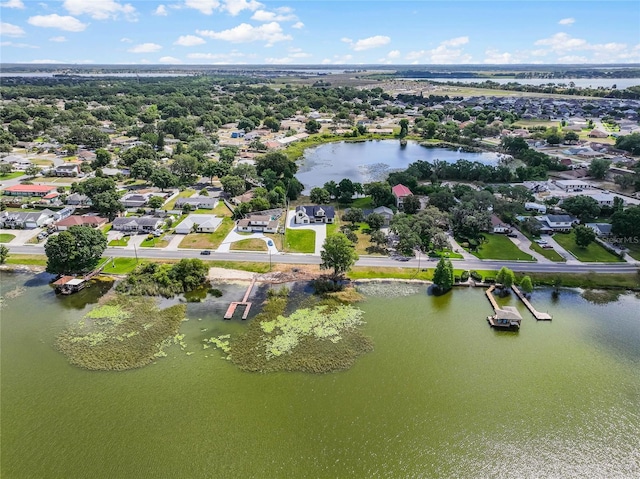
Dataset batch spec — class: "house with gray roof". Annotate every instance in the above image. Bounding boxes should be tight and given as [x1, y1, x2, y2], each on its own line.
[174, 196, 218, 210]
[111, 216, 163, 233]
[294, 205, 335, 224]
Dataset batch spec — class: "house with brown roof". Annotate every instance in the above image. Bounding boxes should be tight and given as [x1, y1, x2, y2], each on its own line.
[55, 215, 108, 231]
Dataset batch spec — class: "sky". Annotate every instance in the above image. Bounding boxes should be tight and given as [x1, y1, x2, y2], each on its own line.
[1, 0, 639, 65]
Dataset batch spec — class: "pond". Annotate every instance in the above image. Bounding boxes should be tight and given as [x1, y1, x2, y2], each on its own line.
[1, 272, 639, 478]
[295, 140, 502, 193]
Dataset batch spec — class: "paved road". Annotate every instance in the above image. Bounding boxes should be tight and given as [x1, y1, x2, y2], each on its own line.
[8, 244, 639, 274]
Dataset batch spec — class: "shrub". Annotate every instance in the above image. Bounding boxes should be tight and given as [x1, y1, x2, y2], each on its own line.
[470, 270, 483, 282]
[460, 270, 470, 282]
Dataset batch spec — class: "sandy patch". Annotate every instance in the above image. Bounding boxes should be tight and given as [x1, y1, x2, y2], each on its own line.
[208, 267, 256, 281]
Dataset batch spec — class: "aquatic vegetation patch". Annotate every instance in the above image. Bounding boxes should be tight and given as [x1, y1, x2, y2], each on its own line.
[581, 289, 622, 305]
[355, 282, 425, 298]
[56, 296, 186, 371]
[231, 295, 373, 374]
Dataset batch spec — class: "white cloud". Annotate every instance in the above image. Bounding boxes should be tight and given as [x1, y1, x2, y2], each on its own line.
[120, 37, 133, 43]
[154, 5, 168, 16]
[556, 55, 588, 63]
[184, 0, 220, 15]
[265, 56, 294, 64]
[186, 51, 247, 63]
[0, 22, 25, 37]
[63, 0, 137, 21]
[483, 49, 520, 64]
[128, 42, 162, 53]
[49, 36, 67, 42]
[321, 54, 353, 65]
[28, 15, 87, 32]
[251, 8, 296, 22]
[287, 47, 311, 58]
[222, 0, 263, 16]
[159, 56, 182, 64]
[343, 35, 391, 51]
[377, 49, 401, 64]
[197, 22, 291, 46]
[29, 59, 63, 63]
[292, 21, 304, 29]
[174, 35, 205, 46]
[535, 32, 587, 52]
[0, 41, 38, 48]
[1, 0, 25, 9]
[558, 18, 575, 25]
[405, 37, 472, 63]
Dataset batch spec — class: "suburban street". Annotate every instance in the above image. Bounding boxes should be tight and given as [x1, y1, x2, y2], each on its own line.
[7, 244, 638, 274]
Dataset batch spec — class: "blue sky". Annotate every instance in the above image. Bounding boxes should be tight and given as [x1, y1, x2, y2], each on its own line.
[1, 0, 639, 65]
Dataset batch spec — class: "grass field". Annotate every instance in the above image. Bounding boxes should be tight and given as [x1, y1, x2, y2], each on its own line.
[284, 229, 316, 253]
[4, 254, 48, 267]
[108, 237, 130, 247]
[178, 217, 234, 249]
[230, 238, 268, 252]
[471, 234, 536, 261]
[553, 233, 623, 262]
[0, 172, 25, 180]
[140, 236, 169, 248]
[104, 257, 139, 274]
[0, 234, 16, 243]
[211, 201, 233, 217]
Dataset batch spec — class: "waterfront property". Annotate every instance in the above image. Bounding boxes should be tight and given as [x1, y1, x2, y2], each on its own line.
[392, 183, 413, 208]
[487, 306, 523, 329]
[294, 205, 335, 224]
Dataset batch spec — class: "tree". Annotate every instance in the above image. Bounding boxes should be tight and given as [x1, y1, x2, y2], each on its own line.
[402, 194, 421, 214]
[0, 244, 9, 264]
[615, 132, 640, 155]
[428, 189, 457, 212]
[612, 206, 640, 238]
[495, 267, 515, 290]
[399, 119, 409, 138]
[337, 178, 355, 203]
[148, 196, 164, 210]
[574, 224, 596, 248]
[323, 181, 339, 199]
[320, 233, 358, 279]
[370, 230, 387, 250]
[431, 231, 450, 251]
[588, 158, 611, 180]
[343, 208, 364, 225]
[0, 163, 12, 175]
[91, 190, 124, 220]
[202, 160, 230, 184]
[432, 258, 454, 293]
[170, 154, 200, 184]
[310, 187, 331, 204]
[220, 175, 247, 197]
[365, 212, 384, 231]
[45, 226, 107, 275]
[263, 116, 280, 132]
[564, 131, 579, 144]
[150, 168, 178, 192]
[130, 159, 155, 180]
[92, 149, 111, 169]
[519, 276, 534, 295]
[256, 152, 297, 178]
[305, 119, 321, 134]
[364, 182, 394, 208]
[561, 195, 600, 222]
[25, 165, 41, 178]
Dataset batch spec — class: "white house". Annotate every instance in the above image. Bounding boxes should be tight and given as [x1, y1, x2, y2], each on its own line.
[554, 179, 593, 192]
[237, 214, 279, 233]
[175, 214, 222, 234]
[0, 209, 56, 229]
[589, 193, 623, 207]
[525, 202, 547, 214]
[294, 205, 335, 224]
[538, 214, 578, 233]
[586, 223, 613, 237]
[111, 216, 163, 233]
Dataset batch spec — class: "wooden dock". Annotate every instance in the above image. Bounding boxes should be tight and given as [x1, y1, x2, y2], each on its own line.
[485, 285, 499, 310]
[511, 285, 552, 321]
[224, 276, 257, 320]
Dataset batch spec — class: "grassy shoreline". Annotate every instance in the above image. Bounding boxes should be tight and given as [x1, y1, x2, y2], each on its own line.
[2, 255, 639, 290]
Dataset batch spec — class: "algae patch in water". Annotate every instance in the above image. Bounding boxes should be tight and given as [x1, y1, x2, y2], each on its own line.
[231, 292, 373, 374]
[56, 296, 186, 371]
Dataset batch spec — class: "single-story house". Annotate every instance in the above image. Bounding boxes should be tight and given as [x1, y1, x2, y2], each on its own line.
[537, 214, 578, 233]
[66, 193, 92, 206]
[553, 179, 593, 192]
[237, 214, 280, 233]
[56, 215, 108, 231]
[586, 223, 613, 237]
[0, 209, 56, 229]
[121, 193, 151, 208]
[392, 184, 413, 208]
[588, 193, 623, 207]
[3, 184, 57, 197]
[294, 205, 335, 224]
[54, 164, 80, 177]
[174, 196, 218, 210]
[362, 206, 394, 226]
[491, 215, 512, 234]
[111, 216, 163, 233]
[175, 214, 222, 234]
[588, 129, 609, 138]
[525, 202, 547, 214]
[0, 155, 32, 170]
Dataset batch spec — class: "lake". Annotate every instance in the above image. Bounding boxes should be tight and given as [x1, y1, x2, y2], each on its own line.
[422, 78, 640, 89]
[2, 271, 639, 478]
[296, 141, 502, 192]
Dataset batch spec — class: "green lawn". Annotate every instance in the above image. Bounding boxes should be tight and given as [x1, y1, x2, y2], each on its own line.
[108, 237, 130, 247]
[471, 234, 536, 261]
[0, 172, 25, 180]
[103, 257, 139, 274]
[285, 229, 316, 253]
[140, 236, 169, 248]
[0, 234, 16, 243]
[521, 231, 566, 262]
[178, 217, 234, 249]
[4, 254, 48, 267]
[230, 238, 268, 252]
[553, 233, 623, 262]
[350, 197, 373, 209]
[625, 243, 640, 261]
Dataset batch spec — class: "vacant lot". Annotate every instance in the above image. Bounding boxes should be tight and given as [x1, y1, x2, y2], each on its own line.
[0, 234, 16, 243]
[285, 229, 316, 253]
[178, 217, 234, 249]
[471, 234, 535, 261]
[230, 238, 268, 252]
[553, 234, 624, 262]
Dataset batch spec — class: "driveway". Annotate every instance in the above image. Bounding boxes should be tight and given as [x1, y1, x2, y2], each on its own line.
[0, 228, 41, 245]
[216, 228, 280, 255]
[540, 234, 580, 264]
[506, 230, 550, 263]
[286, 210, 326, 255]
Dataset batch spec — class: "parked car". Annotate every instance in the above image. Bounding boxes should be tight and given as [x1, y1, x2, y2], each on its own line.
[200, 250, 211, 255]
[541, 244, 554, 249]
[267, 240, 273, 247]
[534, 239, 547, 245]
[507, 233, 518, 238]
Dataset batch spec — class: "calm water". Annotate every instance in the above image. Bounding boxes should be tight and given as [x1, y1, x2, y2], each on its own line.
[423, 78, 640, 89]
[296, 141, 501, 192]
[1, 272, 639, 479]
